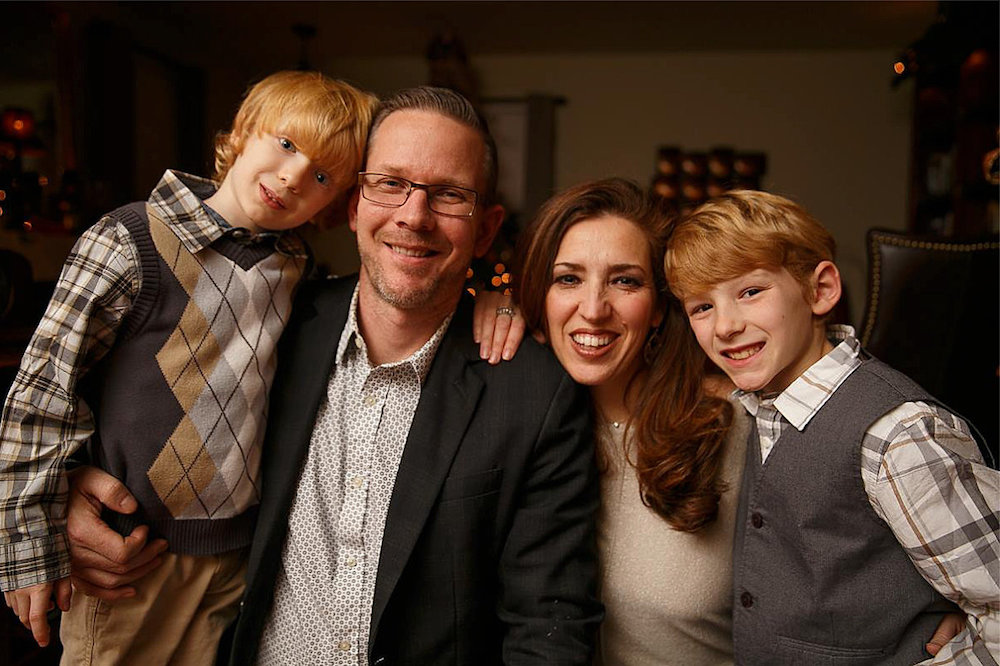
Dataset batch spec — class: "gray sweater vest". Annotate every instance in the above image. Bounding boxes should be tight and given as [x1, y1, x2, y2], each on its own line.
[80, 202, 306, 555]
[732, 357, 958, 665]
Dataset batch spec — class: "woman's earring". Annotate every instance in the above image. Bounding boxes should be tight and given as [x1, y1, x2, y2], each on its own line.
[643, 328, 662, 364]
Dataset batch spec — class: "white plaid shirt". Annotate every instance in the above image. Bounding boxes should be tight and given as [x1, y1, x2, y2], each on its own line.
[736, 325, 999, 665]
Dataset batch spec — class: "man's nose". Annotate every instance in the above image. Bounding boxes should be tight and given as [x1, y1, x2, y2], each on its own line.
[396, 188, 437, 231]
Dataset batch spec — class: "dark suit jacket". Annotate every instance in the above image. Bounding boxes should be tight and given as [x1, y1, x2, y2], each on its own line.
[229, 276, 602, 665]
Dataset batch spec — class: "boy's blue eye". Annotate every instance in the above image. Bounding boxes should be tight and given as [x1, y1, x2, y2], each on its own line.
[741, 287, 762, 298]
[689, 303, 712, 316]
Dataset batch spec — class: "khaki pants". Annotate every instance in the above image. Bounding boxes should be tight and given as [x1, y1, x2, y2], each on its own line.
[60, 549, 247, 666]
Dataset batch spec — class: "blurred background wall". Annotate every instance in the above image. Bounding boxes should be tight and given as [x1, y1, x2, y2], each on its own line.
[0, 1, 995, 327]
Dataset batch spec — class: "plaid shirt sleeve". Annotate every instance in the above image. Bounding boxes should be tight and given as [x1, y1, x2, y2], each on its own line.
[862, 402, 1000, 666]
[0, 216, 139, 591]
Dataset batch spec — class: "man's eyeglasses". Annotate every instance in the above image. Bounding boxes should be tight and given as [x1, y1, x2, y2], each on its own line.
[358, 172, 479, 217]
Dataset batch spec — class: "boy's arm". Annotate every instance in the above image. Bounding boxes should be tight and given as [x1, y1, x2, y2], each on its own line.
[863, 401, 1000, 665]
[0, 217, 140, 592]
[4, 578, 71, 647]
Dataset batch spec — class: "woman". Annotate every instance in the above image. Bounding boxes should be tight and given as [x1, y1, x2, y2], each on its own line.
[482, 178, 749, 665]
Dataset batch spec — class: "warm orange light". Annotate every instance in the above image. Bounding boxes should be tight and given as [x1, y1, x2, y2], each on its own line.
[0, 190, 5, 201]
[2, 108, 35, 139]
[466, 267, 474, 279]
[893, 61, 905, 75]
[503, 288, 512, 296]
[491, 276, 502, 287]
[38, 175, 49, 186]
[494, 263, 505, 273]
[466, 287, 477, 296]
[501, 272, 511, 284]
[23, 219, 32, 231]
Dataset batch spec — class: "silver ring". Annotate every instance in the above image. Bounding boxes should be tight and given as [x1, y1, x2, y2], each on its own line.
[495, 306, 515, 317]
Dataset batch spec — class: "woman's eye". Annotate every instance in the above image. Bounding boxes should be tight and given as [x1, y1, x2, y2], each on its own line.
[554, 274, 579, 286]
[612, 276, 642, 288]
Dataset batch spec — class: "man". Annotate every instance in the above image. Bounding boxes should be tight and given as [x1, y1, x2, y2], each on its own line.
[65, 87, 602, 665]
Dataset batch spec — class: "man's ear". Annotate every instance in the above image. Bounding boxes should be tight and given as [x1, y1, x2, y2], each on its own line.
[810, 260, 842, 317]
[347, 189, 361, 233]
[473, 204, 505, 257]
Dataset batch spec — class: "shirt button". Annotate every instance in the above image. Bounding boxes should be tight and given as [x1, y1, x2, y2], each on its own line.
[346, 556, 357, 567]
[751, 512, 763, 529]
[351, 476, 364, 488]
[338, 640, 351, 651]
[740, 591, 754, 608]
[363, 394, 377, 407]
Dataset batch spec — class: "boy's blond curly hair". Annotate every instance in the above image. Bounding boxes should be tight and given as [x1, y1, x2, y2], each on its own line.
[213, 71, 377, 226]
[665, 190, 835, 301]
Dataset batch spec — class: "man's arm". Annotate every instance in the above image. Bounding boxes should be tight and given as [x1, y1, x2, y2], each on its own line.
[864, 401, 1000, 666]
[65, 466, 167, 600]
[0, 219, 139, 592]
[498, 372, 602, 664]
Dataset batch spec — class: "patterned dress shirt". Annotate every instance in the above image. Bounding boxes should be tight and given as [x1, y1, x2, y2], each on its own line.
[736, 325, 999, 665]
[257, 285, 451, 665]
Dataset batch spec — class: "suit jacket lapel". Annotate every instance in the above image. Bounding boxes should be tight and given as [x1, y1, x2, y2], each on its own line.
[370, 298, 483, 637]
[260, 278, 355, 517]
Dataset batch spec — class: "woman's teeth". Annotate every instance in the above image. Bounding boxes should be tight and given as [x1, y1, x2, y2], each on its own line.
[572, 333, 612, 348]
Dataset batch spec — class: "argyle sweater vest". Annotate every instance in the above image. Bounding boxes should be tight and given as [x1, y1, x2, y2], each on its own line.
[80, 202, 307, 555]
[732, 357, 958, 665]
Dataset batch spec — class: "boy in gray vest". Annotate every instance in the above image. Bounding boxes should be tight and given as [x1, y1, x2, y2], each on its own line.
[665, 190, 998, 665]
[0, 71, 376, 661]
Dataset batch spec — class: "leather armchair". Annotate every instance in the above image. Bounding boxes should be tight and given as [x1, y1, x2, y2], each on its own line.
[860, 229, 999, 465]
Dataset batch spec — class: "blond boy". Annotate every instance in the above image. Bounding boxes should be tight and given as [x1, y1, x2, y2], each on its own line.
[0, 71, 376, 662]
[666, 190, 998, 665]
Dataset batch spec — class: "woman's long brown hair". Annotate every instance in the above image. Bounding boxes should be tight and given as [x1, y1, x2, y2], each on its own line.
[516, 178, 733, 532]
[630, 302, 733, 532]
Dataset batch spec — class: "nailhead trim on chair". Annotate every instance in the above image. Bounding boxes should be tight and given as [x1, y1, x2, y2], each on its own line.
[860, 232, 1000, 346]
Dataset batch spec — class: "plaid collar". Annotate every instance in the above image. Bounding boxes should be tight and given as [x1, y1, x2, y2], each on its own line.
[735, 324, 862, 432]
[146, 169, 290, 254]
[146, 170, 228, 254]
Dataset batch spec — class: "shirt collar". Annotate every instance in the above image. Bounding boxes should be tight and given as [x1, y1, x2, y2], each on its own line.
[336, 284, 453, 383]
[735, 324, 862, 431]
[146, 170, 228, 254]
[146, 169, 288, 254]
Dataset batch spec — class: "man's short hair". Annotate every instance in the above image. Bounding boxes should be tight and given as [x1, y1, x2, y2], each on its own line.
[366, 86, 498, 206]
[214, 70, 377, 192]
[665, 190, 835, 300]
